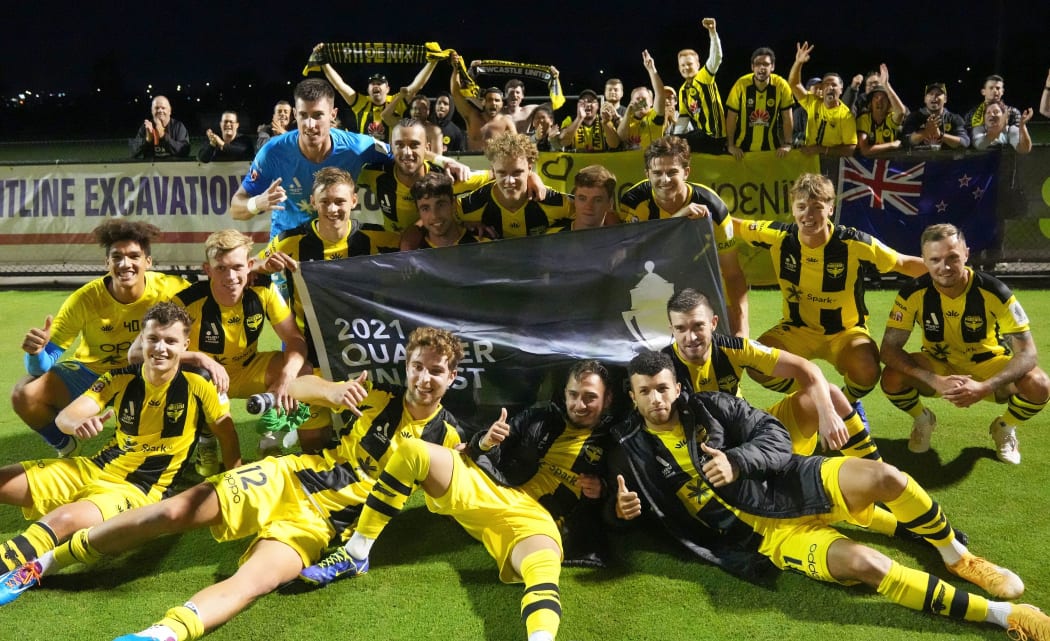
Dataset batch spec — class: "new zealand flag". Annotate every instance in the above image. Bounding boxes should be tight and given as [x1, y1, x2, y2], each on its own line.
[836, 151, 1000, 255]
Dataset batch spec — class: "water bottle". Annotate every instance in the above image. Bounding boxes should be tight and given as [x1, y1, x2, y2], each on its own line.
[246, 392, 277, 415]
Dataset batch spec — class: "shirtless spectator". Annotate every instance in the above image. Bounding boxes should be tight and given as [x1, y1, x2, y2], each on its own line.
[256, 101, 295, 151]
[131, 95, 190, 159]
[198, 111, 254, 163]
[503, 79, 538, 133]
[560, 90, 621, 152]
[1041, 69, 1050, 118]
[451, 53, 516, 151]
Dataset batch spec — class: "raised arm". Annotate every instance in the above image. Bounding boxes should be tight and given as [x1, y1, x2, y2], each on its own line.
[788, 41, 814, 102]
[316, 43, 357, 104]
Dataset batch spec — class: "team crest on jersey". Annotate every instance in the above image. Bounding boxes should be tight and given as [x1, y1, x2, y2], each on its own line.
[825, 262, 845, 278]
[165, 403, 186, 422]
[246, 314, 264, 331]
[581, 444, 603, 465]
[748, 109, 771, 127]
[963, 315, 984, 332]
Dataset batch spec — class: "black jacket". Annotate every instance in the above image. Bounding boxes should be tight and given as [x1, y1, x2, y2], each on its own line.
[606, 391, 830, 579]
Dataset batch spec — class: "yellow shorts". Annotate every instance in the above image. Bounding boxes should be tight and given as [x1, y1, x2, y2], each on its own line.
[759, 324, 875, 372]
[766, 394, 818, 456]
[750, 457, 874, 585]
[209, 456, 336, 567]
[425, 453, 562, 583]
[921, 353, 1012, 390]
[226, 351, 280, 399]
[20, 457, 154, 521]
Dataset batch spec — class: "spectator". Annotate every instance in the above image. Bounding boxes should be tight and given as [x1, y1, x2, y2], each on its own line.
[725, 47, 794, 159]
[451, 54, 517, 151]
[256, 100, 295, 151]
[964, 75, 1021, 135]
[972, 102, 1033, 154]
[604, 78, 627, 119]
[316, 43, 439, 143]
[431, 91, 466, 153]
[503, 79, 539, 133]
[383, 94, 443, 153]
[527, 104, 563, 152]
[676, 18, 727, 154]
[902, 83, 969, 150]
[842, 69, 881, 114]
[791, 76, 823, 147]
[560, 89, 620, 152]
[1041, 68, 1050, 118]
[856, 65, 909, 156]
[130, 95, 190, 159]
[788, 42, 857, 157]
[617, 50, 667, 152]
[198, 111, 254, 163]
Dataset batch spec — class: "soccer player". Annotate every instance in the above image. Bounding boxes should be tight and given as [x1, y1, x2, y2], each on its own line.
[230, 78, 392, 242]
[154, 229, 309, 466]
[254, 167, 398, 452]
[400, 172, 488, 250]
[732, 172, 925, 423]
[0, 328, 465, 641]
[547, 165, 619, 233]
[676, 17, 727, 154]
[458, 132, 572, 238]
[610, 350, 1050, 641]
[880, 224, 1049, 464]
[357, 119, 489, 233]
[0, 302, 239, 574]
[301, 359, 619, 640]
[787, 42, 857, 157]
[724, 47, 795, 159]
[11, 221, 189, 456]
[619, 135, 749, 337]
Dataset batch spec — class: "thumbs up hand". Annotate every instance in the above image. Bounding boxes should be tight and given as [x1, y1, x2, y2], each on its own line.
[615, 474, 641, 520]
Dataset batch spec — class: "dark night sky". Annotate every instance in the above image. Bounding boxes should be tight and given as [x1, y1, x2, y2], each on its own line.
[3, 1, 1049, 130]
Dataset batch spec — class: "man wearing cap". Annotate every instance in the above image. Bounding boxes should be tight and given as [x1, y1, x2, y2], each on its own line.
[788, 42, 857, 157]
[560, 89, 621, 152]
[856, 65, 909, 156]
[450, 53, 517, 152]
[902, 82, 969, 150]
[315, 43, 439, 143]
[791, 76, 823, 147]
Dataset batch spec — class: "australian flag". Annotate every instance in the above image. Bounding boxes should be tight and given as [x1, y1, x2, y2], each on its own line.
[836, 152, 1000, 255]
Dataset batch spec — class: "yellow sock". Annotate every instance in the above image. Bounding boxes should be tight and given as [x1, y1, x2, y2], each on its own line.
[838, 411, 881, 460]
[356, 439, 431, 539]
[1007, 393, 1047, 422]
[841, 378, 875, 404]
[520, 548, 562, 640]
[1, 522, 57, 570]
[884, 474, 955, 544]
[878, 561, 988, 621]
[157, 604, 205, 641]
[866, 506, 898, 536]
[52, 528, 106, 569]
[883, 387, 924, 417]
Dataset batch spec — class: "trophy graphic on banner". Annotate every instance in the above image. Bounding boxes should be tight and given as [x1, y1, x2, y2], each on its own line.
[622, 261, 675, 351]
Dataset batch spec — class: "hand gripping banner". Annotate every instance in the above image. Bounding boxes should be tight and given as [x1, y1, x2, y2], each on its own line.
[304, 42, 453, 75]
[456, 58, 565, 110]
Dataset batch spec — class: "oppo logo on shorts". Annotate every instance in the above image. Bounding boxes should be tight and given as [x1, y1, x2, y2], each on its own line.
[807, 543, 820, 578]
[223, 472, 242, 503]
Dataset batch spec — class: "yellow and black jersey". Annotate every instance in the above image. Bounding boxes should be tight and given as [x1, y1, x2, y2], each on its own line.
[565, 120, 615, 152]
[679, 66, 726, 139]
[358, 161, 491, 233]
[856, 110, 902, 145]
[289, 381, 461, 532]
[517, 421, 606, 515]
[725, 74, 795, 151]
[84, 364, 229, 500]
[174, 281, 291, 371]
[664, 336, 781, 396]
[50, 272, 189, 375]
[737, 221, 901, 334]
[622, 111, 667, 151]
[346, 93, 406, 142]
[886, 268, 1030, 369]
[619, 180, 736, 253]
[798, 94, 857, 147]
[260, 220, 398, 354]
[458, 184, 572, 238]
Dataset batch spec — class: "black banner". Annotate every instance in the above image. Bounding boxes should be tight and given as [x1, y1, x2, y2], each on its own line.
[296, 218, 727, 430]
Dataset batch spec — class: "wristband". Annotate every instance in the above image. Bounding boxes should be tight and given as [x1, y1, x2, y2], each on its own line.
[247, 195, 264, 215]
